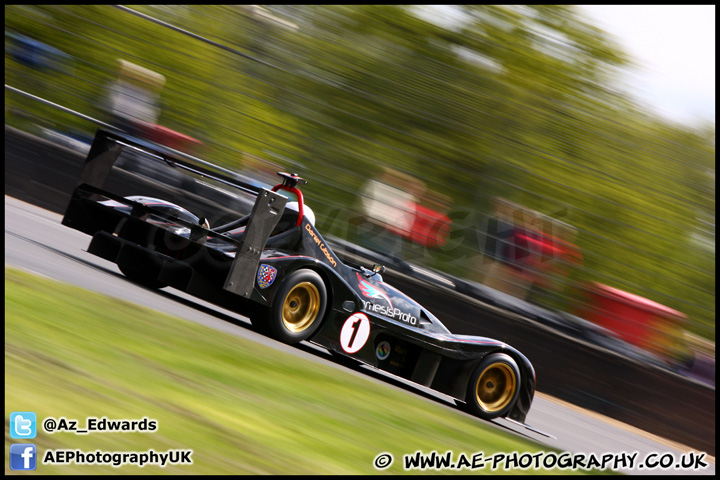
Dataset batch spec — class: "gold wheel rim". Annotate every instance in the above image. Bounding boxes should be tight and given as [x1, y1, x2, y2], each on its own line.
[475, 363, 516, 413]
[281, 282, 320, 333]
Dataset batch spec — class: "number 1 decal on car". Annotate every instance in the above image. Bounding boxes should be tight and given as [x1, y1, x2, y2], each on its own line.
[340, 313, 370, 354]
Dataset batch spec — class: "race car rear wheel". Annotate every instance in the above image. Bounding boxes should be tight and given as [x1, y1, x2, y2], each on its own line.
[266, 269, 327, 344]
[465, 353, 520, 420]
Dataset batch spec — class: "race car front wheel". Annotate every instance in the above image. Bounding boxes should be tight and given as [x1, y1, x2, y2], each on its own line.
[465, 353, 520, 420]
[265, 269, 327, 344]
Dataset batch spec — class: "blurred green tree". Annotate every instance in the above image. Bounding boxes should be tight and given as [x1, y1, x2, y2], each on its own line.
[4, 5, 714, 339]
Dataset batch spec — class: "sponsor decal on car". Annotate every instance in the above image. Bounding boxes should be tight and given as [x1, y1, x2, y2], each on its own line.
[361, 300, 418, 326]
[256, 264, 277, 289]
[356, 273, 393, 307]
[376, 341, 391, 360]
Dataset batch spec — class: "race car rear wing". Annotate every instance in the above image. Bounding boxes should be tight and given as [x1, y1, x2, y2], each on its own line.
[74, 128, 261, 195]
[62, 127, 288, 299]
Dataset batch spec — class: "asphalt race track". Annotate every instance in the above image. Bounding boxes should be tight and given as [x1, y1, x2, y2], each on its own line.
[5, 195, 714, 476]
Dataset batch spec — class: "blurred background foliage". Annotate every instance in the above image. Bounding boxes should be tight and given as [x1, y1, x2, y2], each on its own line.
[4, 5, 714, 341]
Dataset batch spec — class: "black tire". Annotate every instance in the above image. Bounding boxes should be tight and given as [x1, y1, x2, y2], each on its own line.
[262, 269, 327, 344]
[465, 353, 521, 420]
[118, 264, 167, 290]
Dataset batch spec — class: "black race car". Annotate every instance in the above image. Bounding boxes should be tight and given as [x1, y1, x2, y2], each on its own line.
[62, 128, 536, 425]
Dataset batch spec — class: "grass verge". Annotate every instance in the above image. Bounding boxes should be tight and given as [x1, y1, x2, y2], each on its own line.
[5, 267, 604, 474]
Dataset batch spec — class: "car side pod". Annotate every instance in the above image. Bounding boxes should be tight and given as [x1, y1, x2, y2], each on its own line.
[223, 188, 288, 298]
